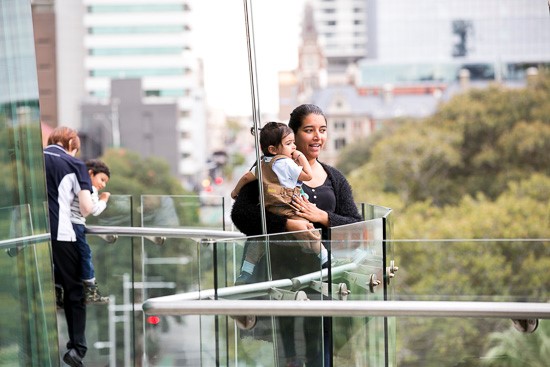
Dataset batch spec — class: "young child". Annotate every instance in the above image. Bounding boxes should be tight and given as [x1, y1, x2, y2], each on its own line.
[231, 122, 326, 284]
[69, 159, 111, 304]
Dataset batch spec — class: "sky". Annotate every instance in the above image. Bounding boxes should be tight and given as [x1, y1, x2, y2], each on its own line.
[192, 0, 305, 116]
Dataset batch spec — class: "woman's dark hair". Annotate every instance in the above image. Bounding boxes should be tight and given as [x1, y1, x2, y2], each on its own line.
[288, 104, 326, 133]
[250, 121, 293, 156]
[86, 159, 111, 178]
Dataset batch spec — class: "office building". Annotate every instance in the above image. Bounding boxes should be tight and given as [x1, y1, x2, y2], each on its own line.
[55, 0, 206, 187]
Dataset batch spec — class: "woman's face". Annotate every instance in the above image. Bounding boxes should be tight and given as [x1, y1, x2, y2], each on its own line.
[294, 113, 327, 160]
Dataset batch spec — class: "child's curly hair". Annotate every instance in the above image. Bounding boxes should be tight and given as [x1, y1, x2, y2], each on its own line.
[85, 159, 111, 178]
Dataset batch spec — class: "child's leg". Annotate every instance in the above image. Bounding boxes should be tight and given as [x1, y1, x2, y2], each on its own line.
[72, 224, 95, 283]
[73, 224, 109, 304]
[244, 241, 265, 264]
[236, 240, 267, 285]
[289, 217, 332, 266]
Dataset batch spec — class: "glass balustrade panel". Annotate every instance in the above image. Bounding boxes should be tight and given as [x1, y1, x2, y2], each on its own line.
[83, 195, 134, 366]
[330, 215, 394, 367]
[140, 194, 225, 366]
[212, 229, 325, 366]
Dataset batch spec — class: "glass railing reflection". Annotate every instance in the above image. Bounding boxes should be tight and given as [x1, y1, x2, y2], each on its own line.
[79, 195, 133, 367]
[144, 240, 550, 366]
[218, 231, 325, 367]
[140, 194, 225, 366]
[330, 218, 392, 367]
[142, 202, 394, 367]
[85, 198, 550, 367]
[0, 204, 57, 366]
[0, 204, 33, 256]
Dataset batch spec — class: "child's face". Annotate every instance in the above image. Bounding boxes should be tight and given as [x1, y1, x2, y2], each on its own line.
[273, 132, 296, 158]
[89, 171, 109, 190]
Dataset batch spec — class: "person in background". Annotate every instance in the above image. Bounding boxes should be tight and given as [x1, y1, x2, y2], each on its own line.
[69, 159, 111, 304]
[44, 126, 94, 367]
[231, 104, 362, 367]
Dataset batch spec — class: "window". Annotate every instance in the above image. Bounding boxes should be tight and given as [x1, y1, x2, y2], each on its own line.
[333, 120, 346, 130]
[89, 25, 184, 35]
[88, 4, 185, 13]
[90, 68, 185, 78]
[334, 138, 346, 150]
[90, 47, 183, 56]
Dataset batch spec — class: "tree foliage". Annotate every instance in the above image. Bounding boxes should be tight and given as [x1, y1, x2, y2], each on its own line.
[349, 69, 550, 208]
[343, 70, 550, 366]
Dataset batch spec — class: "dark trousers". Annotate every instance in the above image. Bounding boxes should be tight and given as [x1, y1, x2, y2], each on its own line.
[52, 239, 87, 358]
[73, 223, 95, 281]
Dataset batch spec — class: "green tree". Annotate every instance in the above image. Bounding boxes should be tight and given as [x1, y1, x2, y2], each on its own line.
[335, 117, 412, 175]
[344, 70, 550, 366]
[349, 69, 550, 207]
[483, 320, 550, 367]
[98, 148, 198, 227]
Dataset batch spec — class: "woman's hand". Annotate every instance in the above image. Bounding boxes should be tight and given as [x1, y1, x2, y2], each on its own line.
[291, 195, 329, 227]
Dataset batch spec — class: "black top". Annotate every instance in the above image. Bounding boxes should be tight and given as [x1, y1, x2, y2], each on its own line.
[302, 177, 336, 216]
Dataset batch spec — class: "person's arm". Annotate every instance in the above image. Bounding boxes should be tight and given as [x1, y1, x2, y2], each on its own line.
[231, 180, 288, 235]
[292, 150, 312, 181]
[231, 171, 256, 199]
[326, 168, 363, 227]
[91, 191, 110, 216]
[77, 190, 94, 217]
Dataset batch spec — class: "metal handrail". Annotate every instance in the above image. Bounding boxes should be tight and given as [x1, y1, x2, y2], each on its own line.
[0, 233, 51, 249]
[142, 299, 550, 319]
[86, 225, 243, 240]
[141, 261, 359, 302]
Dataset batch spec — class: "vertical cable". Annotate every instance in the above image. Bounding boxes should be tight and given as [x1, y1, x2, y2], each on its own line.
[242, 0, 267, 236]
[241, 3, 278, 365]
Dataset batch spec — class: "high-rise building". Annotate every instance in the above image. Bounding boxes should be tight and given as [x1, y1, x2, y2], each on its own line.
[309, 0, 369, 76]
[31, 0, 58, 127]
[56, 0, 206, 188]
[358, 0, 550, 86]
[80, 79, 180, 178]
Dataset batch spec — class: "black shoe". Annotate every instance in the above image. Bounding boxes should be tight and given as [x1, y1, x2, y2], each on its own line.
[63, 349, 84, 367]
[55, 285, 64, 309]
[235, 271, 253, 286]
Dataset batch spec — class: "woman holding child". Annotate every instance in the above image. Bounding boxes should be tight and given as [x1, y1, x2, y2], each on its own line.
[231, 104, 362, 367]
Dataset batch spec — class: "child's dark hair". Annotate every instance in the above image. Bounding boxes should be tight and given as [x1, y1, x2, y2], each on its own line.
[86, 159, 111, 178]
[250, 121, 293, 156]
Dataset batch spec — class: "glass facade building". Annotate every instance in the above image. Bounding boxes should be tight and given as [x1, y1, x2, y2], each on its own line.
[0, 1, 58, 366]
